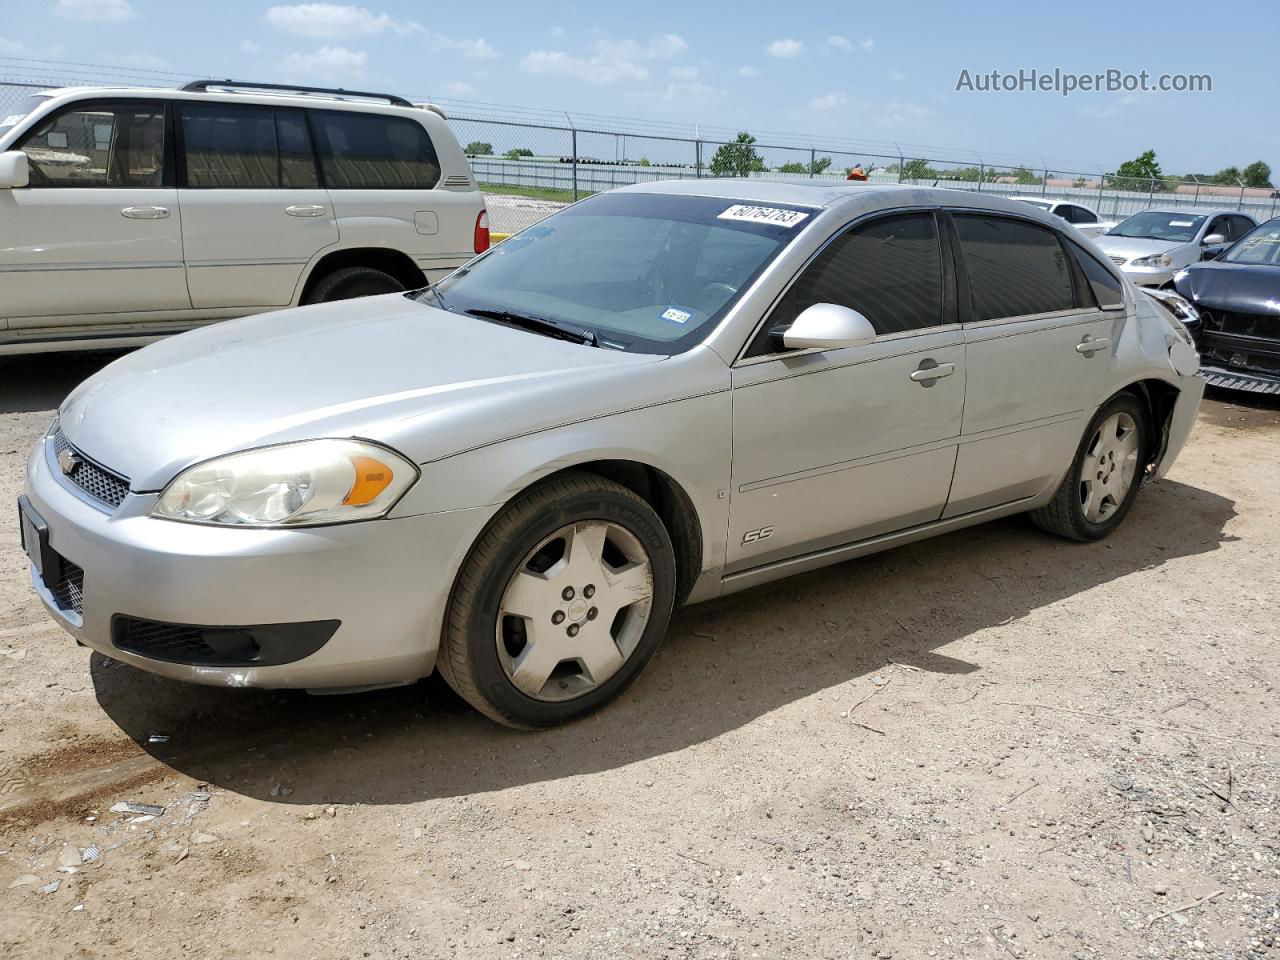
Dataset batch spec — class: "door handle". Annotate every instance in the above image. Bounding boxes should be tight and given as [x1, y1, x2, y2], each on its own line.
[120, 205, 170, 219]
[1076, 336, 1111, 355]
[909, 360, 956, 385]
[285, 204, 327, 218]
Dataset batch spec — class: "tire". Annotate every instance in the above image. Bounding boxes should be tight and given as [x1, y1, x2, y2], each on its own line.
[303, 266, 405, 304]
[439, 471, 677, 728]
[1030, 392, 1151, 542]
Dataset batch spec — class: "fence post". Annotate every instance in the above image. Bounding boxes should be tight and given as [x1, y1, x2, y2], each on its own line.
[809, 147, 815, 179]
[977, 162, 984, 193]
[1193, 176, 1201, 208]
[1041, 169, 1049, 196]
[695, 139, 703, 178]
[1147, 176, 1155, 207]
[571, 129, 578, 201]
[1237, 179, 1245, 212]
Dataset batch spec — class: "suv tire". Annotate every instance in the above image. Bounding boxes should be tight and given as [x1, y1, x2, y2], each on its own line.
[304, 266, 405, 304]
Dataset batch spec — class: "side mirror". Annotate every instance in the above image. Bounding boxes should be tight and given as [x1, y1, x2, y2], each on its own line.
[773, 303, 877, 351]
[1202, 233, 1225, 246]
[0, 151, 29, 189]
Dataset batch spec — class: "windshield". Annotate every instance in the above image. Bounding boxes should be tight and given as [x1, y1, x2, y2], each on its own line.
[1222, 219, 1280, 266]
[0, 95, 50, 137]
[422, 192, 810, 354]
[1108, 211, 1205, 243]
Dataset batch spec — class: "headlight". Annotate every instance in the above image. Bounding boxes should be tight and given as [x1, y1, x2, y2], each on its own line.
[152, 439, 418, 527]
[1131, 253, 1173, 268]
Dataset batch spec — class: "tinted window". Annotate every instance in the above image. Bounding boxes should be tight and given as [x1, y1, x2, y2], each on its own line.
[766, 213, 945, 345]
[1227, 215, 1255, 240]
[954, 215, 1075, 320]
[276, 111, 319, 188]
[1071, 206, 1098, 224]
[1205, 217, 1231, 242]
[1069, 241, 1124, 308]
[19, 102, 165, 187]
[311, 110, 440, 189]
[182, 104, 277, 188]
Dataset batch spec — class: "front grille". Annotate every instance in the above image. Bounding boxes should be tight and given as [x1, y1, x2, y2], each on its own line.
[115, 618, 221, 664]
[51, 560, 84, 616]
[1108, 255, 1128, 267]
[1198, 309, 1280, 375]
[51, 426, 131, 510]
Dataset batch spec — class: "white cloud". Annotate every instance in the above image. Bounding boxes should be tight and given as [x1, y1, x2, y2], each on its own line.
[445, 80, 475, 96]
[668, 65, 699, 81]
[767, 39, 804, 59]
[888, 70, 906, 83]
[521, 50, 649, 85]
[443, 36, 496, 59]
[264, 3, 418, 38]
[0, 37, 28, 54]
[548, 25, 566, 39]
[664, 81, 725, 106]
[826, 35, 853, 51]
[281, 45, 368, 81]
[240, 39, 263, 54]
[808, 92, 847, 111]
[875, 101, 930, 126]
[737, 65, 758, 78]
[520, 34, 685, 86]
[860, 38, 875, 51]
[109, 53, 172, 70]
[55, 0, 133, 21]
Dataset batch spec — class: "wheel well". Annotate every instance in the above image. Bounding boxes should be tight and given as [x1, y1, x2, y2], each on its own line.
[1120, 379, 1180, 477]
[299, 248, 426, 302]
[557, 460, 704, 606]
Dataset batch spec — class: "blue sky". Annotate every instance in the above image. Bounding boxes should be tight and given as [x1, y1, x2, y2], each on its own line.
[3, 0, 1275, 176]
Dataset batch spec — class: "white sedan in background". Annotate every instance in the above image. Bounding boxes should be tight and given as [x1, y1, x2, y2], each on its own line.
[1010, 196, 1114, 238]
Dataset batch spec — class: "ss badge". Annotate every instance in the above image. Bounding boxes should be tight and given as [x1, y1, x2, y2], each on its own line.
[742, 526, 774, 545]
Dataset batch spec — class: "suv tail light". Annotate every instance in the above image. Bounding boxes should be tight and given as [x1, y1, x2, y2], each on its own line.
[474, 210, 490, 254]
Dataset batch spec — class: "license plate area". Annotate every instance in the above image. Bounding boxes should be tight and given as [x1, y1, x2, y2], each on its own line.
[18, 496, 63, 588]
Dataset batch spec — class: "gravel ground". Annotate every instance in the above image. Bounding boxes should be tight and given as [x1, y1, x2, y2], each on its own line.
[485, 193, 568, 234]
[0, 351, 1277, 960]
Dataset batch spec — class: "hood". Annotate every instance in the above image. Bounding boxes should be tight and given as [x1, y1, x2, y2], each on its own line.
[1174, 261, 1280, 315]
[1093, 234, 1188, 261]
[58, 294, 667, 490]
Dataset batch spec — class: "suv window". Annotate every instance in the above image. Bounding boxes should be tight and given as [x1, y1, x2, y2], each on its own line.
[1070, 206, 1098, 224]
[1067, 241, 1124, 309]
[311, 110, 440, 189]
[180, 104, 319, 189]
[18, 101, 166, 187]
[953, 215, 1075, 320]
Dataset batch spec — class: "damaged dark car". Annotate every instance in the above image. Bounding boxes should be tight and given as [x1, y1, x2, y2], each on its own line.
[1173, 217, 1280, 394]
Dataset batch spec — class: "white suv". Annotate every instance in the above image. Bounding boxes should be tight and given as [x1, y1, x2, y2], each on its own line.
[0, 79, 488, 355]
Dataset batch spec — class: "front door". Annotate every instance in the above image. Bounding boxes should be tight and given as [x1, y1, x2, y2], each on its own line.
[727, 211, 966, 573]
[176, 102, 337, 308]
[0, 99, 189, 327]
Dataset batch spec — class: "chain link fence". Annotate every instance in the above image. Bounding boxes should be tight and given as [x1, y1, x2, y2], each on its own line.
[4, 75, 1278, 236]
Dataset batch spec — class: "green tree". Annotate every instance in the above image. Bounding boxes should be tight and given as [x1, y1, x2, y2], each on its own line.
[1110, 149, 1164, 189]
[1210, 166, 1241, 185]
[810, 155, 832, 175]
[777, 161, 808, 174]
[900, 158, 936, 181]
[504, 147, 534, 159]
[709, 132, 766, 177]
[637, 156, 651, 167]
[1010, 165, 1041, 185]
[1242, 161, 1272, 188]
[465, 141, 493, 156]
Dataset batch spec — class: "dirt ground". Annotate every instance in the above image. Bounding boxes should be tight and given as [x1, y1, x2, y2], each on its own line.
[0, 352, 1277, 960]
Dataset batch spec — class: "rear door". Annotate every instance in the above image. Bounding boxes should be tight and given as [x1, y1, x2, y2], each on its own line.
[0, 98, 189, 326]
[309, 109, 475, 282]
[176, 102, 337, 308]
[727, 211, 966, 571]
[946, 212, 1119, 517]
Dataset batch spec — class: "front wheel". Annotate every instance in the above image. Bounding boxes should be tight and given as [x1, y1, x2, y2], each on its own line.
[1030, 392, 1151, 541]
[438, 471, 677, 728]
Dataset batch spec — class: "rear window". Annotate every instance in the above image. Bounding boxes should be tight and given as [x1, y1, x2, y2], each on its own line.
[310, 110, 440, 189]
[954, 215, 1076, 320]
[1068, 241, 1125, 308]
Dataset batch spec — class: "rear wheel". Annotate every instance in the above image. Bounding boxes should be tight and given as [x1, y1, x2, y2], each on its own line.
[304, 266, 405, 304]
[438, 471, 677, 728]
[1030, 392, 1150, 541]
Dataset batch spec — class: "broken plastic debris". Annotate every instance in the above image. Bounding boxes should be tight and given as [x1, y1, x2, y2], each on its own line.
[147, 734, 170, 744]
[110, 801, 165, 817]
[41, 879, 60, 895]
[81, 844, 102, 864]
[8, 874, 39, 889]
[57, 844, 82, 869]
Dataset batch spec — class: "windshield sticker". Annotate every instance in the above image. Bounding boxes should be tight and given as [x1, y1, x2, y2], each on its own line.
[1169, 220, 1194, 227]
[0, 115, 24, 128]
[717, 204, 810, 227]
[661, 307, 693, 324]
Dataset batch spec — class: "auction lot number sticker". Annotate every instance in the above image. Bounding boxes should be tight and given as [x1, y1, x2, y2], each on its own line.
[717, 204, 810, 227]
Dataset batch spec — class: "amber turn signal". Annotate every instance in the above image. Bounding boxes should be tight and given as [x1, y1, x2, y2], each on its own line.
[343, 456, 394, 506]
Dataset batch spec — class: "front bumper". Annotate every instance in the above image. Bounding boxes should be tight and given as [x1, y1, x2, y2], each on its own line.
[1121, 265, 1178, 288]
[23, 434, 495, 689]
[1153, 371, 1205, 481]
[1198, 364, 1280, 395]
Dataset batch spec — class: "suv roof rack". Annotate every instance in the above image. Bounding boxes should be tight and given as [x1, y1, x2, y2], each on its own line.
[179, 79, 415, 108]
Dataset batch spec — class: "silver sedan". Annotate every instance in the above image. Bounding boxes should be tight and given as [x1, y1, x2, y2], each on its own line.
[21, 182, 1204, 727]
